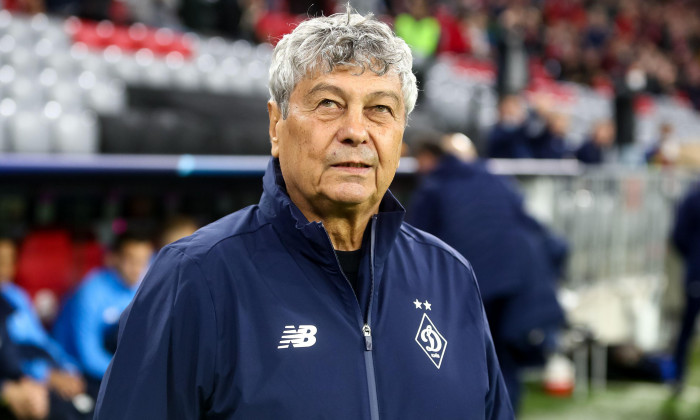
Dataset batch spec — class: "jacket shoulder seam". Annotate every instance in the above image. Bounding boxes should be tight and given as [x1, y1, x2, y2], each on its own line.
[399, 225, 473, 271]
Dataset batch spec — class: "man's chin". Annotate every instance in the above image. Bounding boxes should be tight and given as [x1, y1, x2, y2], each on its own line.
[324, 187, 382, 211]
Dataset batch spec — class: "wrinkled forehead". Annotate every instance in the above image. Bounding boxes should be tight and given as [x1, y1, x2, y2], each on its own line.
[295, 64, 403, 98]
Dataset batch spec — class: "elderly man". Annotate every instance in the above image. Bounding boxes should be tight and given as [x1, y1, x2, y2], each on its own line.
[94, 10, 513, 420]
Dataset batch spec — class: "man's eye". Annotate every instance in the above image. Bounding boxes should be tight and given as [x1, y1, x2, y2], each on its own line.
[374, 105, 392, 114]
[319, 99, 338, 108]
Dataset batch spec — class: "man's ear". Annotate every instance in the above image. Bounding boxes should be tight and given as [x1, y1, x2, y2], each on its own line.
[268, 101, 281, 158]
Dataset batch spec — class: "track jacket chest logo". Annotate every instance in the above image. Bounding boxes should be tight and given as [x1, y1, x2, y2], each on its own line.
[415, 313, 448, 368]
[277, 325, 317, 349]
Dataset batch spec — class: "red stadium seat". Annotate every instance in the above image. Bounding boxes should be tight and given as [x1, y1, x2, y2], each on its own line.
[15, 229, 74, 300]
[72, 239, 104, 281]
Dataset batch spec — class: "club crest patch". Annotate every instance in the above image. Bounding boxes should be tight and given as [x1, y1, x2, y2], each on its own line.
[414, 313, 447, 369]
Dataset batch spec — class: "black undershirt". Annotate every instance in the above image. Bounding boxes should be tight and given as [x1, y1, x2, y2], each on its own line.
[335, 249, 363, 298]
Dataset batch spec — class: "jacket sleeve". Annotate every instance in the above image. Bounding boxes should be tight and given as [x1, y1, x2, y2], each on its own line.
[482, 305, 515, 420]
[94, 247, 218, 420]
[672, 190, 699, 258]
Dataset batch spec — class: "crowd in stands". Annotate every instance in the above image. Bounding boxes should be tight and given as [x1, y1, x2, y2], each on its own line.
[5, 0, 700, 109]
[0, 217, 197, 419]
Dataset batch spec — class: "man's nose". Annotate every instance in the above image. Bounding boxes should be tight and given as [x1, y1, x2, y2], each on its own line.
[336, 107, 368, 146]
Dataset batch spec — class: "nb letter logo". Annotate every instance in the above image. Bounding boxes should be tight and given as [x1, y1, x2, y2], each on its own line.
[278, 325, 317, 349]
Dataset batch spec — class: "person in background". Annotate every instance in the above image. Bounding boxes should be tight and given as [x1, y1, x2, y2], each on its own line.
[408, 138, 566, 412]
[0, 238, 87, 407]
[52, 232, 153, 398]
[645, 122, 678, 166]
[158, 215, 199, 249]
[670, 182, 700, 395]
[394, 0, 440, 93]
[0, 291, 50, 420]
[528, 94, 571, 160]
[487, 94, 537, 159]
[575, 119, 615, 164]
[0, 239, 91, 419]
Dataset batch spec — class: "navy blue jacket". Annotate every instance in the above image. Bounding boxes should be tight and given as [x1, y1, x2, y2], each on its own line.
[407, 156, 565, 347]
[94, 158, 513, 419]
[575, 139, 604, 164]
[487, 123, 534, 159]
[673, 182, 700, 286]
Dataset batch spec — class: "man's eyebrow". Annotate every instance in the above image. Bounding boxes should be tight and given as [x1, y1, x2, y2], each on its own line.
[305, 84, 402, 106]
[366, 91, 401, 106]
[305, 83, 345, 99]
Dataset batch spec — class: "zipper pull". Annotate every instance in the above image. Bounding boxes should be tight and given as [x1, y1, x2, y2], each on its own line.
[363, 324, 372, 351]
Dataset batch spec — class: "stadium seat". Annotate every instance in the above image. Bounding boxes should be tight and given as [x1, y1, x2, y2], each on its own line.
[53, 112, 99, 154]
[170, 61, 199, 90]
[15, 229, 74, 302]
[71, 239, 104, 282]
[8, 76, 43, 108]
[9, 110, 51, 153]
[86, 79, 126, 115]
[142, 58, 170, 88]
[47, 80, 84, 111]
[99, 111, 148, 154]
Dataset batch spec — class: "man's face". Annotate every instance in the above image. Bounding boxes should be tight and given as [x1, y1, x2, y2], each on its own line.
[268, 67, 405, 219]
[0, 240, 16, 283]
[114, 241, 153, 287]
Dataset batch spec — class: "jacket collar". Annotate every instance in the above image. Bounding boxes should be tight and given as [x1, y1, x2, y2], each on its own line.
[259, 158, 405, 268]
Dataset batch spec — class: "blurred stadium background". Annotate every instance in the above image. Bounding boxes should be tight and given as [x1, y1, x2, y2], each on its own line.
[1, 0, 700, 418]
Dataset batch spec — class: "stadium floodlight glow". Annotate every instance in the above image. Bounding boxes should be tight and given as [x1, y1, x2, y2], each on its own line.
[30, 13, 49, 32]
[135, 48, 154, 66]
[96, 20, 115, 38]
[0, 98, 16, 117]
[39, 68, 57, 87]
[78, 71, 97, 90]
[70, 42, 88, 60]
[44, 101, 62, 120]
[0, 35, 15, 54]
[104, 45, 122, 64]
[34, 38, 53, 58]
[165, 51, 184, 69]
[0, 65, 15, 84]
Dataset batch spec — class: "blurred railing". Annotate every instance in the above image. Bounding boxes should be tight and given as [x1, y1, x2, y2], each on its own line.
[505, 161, 698, 349]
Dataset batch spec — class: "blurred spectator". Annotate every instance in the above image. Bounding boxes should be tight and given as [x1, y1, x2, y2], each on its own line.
[487, 94, 531, 158]
[670, 182, 700, 394]
[488, 94, 553, 159]
[394, 0, 440, 91]
[52, 232, 153, 398]
[495, 5, 530, 96]
[575, 119, 615, 164]
[158, 215, 198, 248]
[407, 138, 566, 411]
[0, 251, 90, 419]
[442, 132, 478, 162]
[394, 0, 440, 60]
[645, 122, 679, 166]
[179, 0, 244, 38]
[124, 0, 184, 29]
[0, 238, 88, 408]
[528, 95, 571, 159]
[0, 291, 50, 420]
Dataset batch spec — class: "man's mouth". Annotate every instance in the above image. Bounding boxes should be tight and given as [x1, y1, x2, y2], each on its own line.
[333, 162, 371, 168]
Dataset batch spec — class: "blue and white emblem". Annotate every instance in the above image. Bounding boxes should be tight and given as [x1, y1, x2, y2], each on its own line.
[414, 313, 447, 369]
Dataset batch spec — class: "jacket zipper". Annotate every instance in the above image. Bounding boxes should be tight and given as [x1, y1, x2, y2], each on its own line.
[324, 215, 380, 420]
[364, 215, 380, 420]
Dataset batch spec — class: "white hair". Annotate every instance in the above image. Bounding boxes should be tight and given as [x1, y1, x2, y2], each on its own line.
[268, 9, 418, 120]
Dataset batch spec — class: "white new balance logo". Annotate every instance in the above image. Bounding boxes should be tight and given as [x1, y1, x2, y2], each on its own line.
[277, 325, 317, 349]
